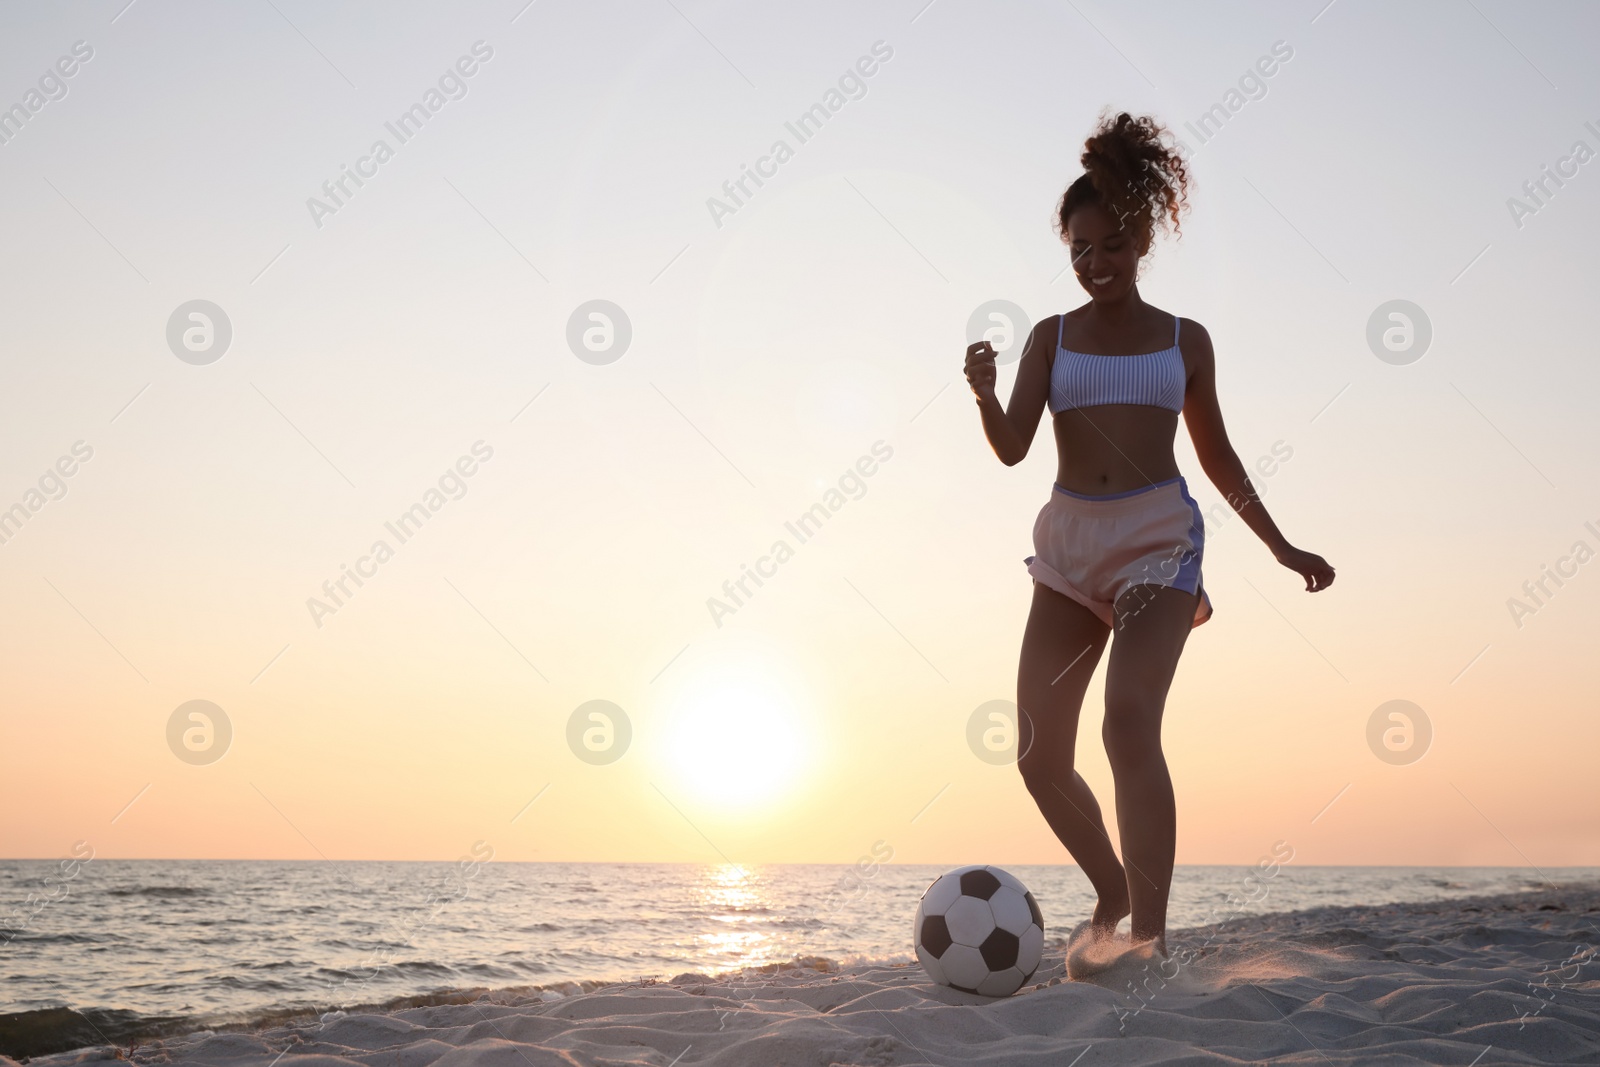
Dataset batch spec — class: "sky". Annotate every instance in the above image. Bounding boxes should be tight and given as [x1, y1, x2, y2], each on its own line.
[1, 0, 1597, 871]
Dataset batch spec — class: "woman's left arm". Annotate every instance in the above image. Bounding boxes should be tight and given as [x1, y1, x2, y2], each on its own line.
[1180, 320, 1336, 593]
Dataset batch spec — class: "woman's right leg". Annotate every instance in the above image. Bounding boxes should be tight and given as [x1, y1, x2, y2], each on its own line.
[1015, 582, 1123, 934]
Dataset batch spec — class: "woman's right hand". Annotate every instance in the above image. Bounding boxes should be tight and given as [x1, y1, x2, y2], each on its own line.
[964, 341, 998, 401]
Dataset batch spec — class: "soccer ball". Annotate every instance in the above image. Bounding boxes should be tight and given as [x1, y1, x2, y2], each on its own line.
[914, 865, 1044, 996]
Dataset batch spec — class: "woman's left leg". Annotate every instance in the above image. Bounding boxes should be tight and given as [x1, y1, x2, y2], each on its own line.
[1102, 584, 1199, 952]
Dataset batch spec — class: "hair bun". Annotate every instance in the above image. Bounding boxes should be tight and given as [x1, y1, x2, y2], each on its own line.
[1060, 110, 1190, 244]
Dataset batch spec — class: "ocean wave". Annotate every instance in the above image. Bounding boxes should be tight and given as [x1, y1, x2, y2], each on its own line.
[213, 976, 298, 993]
[0, 930, 105, 945]
[105, 886, 208, 899]
[317, 960, 461, 981]
[319, 937, 421, 951]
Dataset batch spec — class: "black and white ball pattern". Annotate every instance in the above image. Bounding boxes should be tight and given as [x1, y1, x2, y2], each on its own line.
[914, 864, 1045, 997]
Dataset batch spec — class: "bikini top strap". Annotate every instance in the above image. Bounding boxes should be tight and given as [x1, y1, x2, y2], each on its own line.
[1172, 314, 1181, 347]
[1058, 313, 1065, 350]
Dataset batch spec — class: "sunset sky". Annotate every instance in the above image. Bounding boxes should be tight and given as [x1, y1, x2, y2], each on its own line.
[2, 0, 1596, 870]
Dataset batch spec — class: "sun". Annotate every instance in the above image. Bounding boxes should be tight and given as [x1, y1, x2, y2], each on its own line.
[657, 670, 811, 810]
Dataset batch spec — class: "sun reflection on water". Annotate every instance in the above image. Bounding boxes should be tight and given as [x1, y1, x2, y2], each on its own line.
[693, 864, 778, 972]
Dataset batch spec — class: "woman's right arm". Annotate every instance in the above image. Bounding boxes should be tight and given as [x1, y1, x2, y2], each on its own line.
[964, 316, 1053, 467]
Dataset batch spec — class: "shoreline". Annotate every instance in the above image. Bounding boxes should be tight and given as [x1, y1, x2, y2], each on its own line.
[8, 880, 1598, 1065]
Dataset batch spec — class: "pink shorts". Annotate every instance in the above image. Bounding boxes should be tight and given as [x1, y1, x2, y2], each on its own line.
[1025, 476, 1213, 629]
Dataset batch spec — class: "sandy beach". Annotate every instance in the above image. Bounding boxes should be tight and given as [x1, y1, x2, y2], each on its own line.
[15, 882, 1596, 1067]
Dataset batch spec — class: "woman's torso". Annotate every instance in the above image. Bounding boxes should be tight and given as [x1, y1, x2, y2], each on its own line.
[1049, 306, 1190, 495]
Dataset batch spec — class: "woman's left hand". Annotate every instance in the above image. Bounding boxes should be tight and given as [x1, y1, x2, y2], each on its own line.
[1275, 546, 1335, 592]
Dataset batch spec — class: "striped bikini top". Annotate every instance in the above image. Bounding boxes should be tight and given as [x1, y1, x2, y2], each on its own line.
[1048, 313, 1186, 414]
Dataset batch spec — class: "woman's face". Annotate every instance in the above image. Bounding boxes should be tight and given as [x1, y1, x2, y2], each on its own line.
[1065, 203, 1148, 302]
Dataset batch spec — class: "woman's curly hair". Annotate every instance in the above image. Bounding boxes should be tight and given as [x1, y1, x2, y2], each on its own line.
[1057, 110, 1191, 246]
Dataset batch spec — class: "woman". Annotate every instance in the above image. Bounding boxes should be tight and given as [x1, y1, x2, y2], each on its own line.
[963, 111, 1335, 962]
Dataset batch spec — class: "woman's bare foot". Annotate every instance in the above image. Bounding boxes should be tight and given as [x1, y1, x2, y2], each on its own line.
[1064, 890, 1132, 980]
[1090, 890, 1130, 940]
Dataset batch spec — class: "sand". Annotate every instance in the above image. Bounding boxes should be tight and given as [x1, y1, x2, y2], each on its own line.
[15, 883, 1598, 1067]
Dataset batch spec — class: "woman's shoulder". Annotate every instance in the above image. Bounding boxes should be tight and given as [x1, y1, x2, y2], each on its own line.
[1025, 311, 1071, 359]
[1040, 305, 1091, 342]
[1171, 315, 1214, 380]
[1173, 314, 1212, 348]
[1035, 309, 1072, 333]
[1058, 303, 1092, 327]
